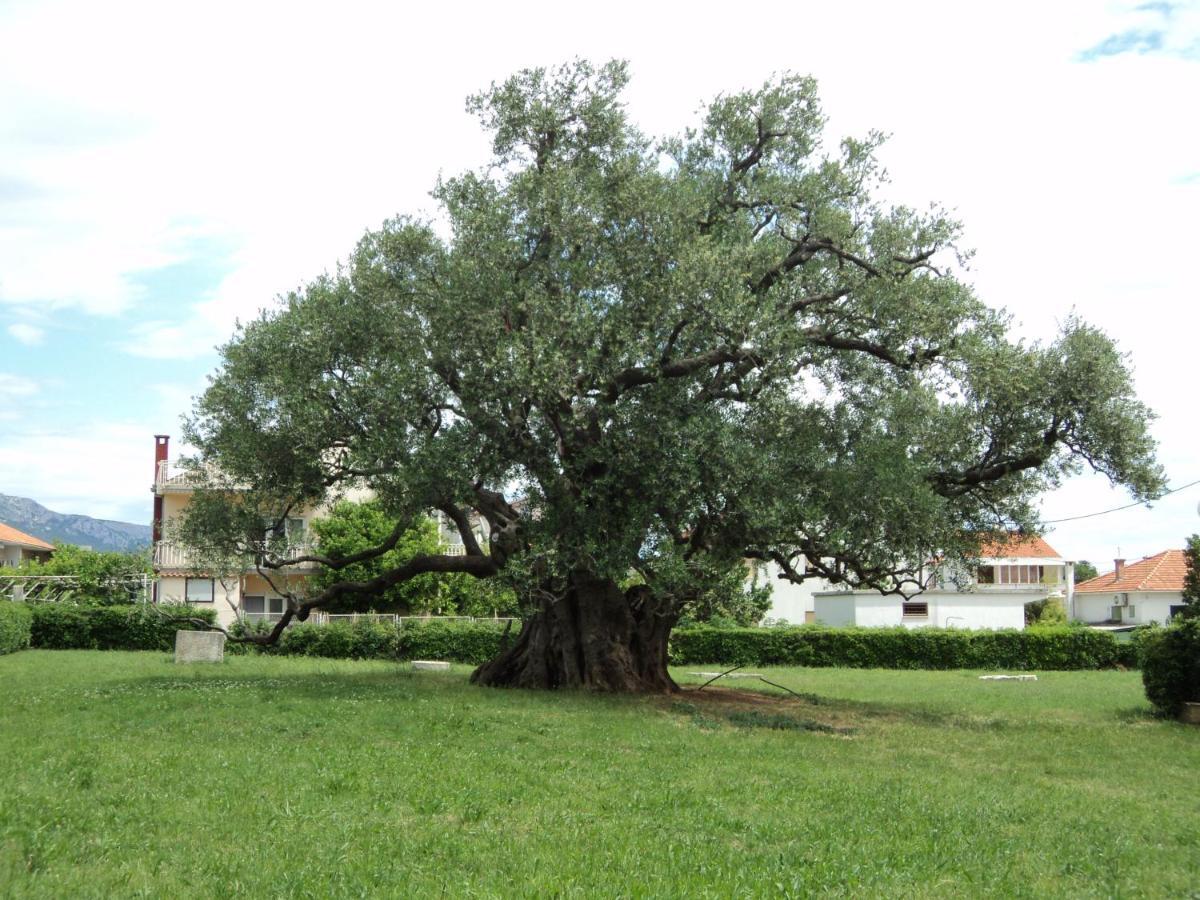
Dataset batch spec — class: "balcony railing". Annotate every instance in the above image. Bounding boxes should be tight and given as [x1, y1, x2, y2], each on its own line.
[155, 460, 244, 491]
[154, 540, 320, 571]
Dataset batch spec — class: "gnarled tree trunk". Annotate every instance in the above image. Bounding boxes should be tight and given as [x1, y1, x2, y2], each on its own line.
[471, 572, 679, 692]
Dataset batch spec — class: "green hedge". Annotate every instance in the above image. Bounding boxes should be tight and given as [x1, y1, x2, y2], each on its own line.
[667, 625, 1131, 670]
[224, 620, 1134, 672]
[238, 619, 515, 664]
[0, 603, 33, 655]
[1140, 619, 1200, 717]
[28, 603, 217, 651]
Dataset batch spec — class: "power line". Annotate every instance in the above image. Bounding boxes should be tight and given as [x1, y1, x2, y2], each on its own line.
[1043, 478, 1200, 524]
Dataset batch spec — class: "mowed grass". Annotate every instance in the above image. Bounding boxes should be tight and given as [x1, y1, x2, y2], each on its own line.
[1, 653, 1197, 898]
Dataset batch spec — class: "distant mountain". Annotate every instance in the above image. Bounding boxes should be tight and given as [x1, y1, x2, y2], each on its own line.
[0, 494, 151, 553]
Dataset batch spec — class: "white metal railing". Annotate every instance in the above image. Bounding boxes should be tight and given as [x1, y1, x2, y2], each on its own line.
[154, 540, 319, 570]
[155, 460, 244, 490]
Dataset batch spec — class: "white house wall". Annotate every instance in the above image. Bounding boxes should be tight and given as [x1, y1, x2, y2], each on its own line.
[814, 590, 1031, 630]
[761, 563, 822, 623]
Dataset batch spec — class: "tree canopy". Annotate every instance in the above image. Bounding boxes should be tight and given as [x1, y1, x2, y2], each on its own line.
[178, 60, 1164, 690]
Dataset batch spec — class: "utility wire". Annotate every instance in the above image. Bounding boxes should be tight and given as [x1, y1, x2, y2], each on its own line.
[1043, 479, 1200, 524]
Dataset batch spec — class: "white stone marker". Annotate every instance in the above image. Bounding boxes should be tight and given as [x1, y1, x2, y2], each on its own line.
[411, 660, 451, 671]
[174, 630, 225, 663]
[978, 674, 1037, 682]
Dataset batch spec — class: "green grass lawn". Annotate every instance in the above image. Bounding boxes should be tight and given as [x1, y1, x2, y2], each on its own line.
[1, 652, 1197, 898]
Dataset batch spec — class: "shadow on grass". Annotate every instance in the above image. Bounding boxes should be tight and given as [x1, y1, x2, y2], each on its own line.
[107, 659, 1071, 733]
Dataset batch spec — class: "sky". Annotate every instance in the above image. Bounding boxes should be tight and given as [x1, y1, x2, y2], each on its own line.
[0, 0, 1197, 571]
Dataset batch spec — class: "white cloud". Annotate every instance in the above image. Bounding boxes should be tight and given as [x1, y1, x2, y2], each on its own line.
[0, 372, 39, 399]
[0, 421, 156, 522]
[7, 322, 44, 345]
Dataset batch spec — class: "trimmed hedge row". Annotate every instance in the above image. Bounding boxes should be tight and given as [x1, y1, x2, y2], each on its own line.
[28, 603, 217, 651]
[667, 625, 1136, 671]
[11, 607, 1138, 673]
[0, 603, 33, 655]
[239, 620, 515, 664]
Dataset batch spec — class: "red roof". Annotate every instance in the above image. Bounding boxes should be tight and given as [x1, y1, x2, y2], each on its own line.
[1074, 549, 1187, 594]
[978, 534, 1062, 559]
[0, 522, 55, 552]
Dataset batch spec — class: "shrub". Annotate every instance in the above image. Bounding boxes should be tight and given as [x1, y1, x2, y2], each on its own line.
[1140, 618, 1200, 717]
[230, 618, 513, 664]
[0, 603, 33, 655]
[28, 603, 216, 651]
[668, 625, 1127, 670]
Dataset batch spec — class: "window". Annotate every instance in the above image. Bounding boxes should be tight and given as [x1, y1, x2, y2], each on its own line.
[286, 518, 305, 540]
[902, 602, 929, 618]
[242, 595, 285, 622]
[976, 566, 995, 584]
[1126, 606, 1136, 619]
[1170, 605, 1187, 620]
[185, 578, 214, 603]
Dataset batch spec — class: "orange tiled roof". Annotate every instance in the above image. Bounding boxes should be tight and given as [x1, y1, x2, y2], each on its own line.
[0, 522, 55, 552]
[978, 534, 1062, 559]
[1074, 549, 1187, 594]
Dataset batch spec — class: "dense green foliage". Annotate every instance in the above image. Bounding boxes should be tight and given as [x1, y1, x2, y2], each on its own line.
[224, 620, 1138, 671]
[27, 604, 216, 651]
[309, 501, 520, 617]
[0, 603, 32, 655]
[234, 618, 513, 664]
[669, 624, 1135, 670]
[6, 544, 152, 604]
[1, 652, 1196, 896]
[1177, 534, 1200, 620]
[1024, 596, 1069, 626]
[1074, 559, 1099, 583]
[176, 60, 1163, 680]
[1140, 617, 1200, 716]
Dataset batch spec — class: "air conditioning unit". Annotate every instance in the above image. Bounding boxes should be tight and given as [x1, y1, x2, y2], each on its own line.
[1113, 593, 1129, 606]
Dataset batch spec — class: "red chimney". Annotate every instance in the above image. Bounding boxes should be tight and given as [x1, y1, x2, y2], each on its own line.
[1113, 558, 1125, 579]
[152, 435, 169, 544]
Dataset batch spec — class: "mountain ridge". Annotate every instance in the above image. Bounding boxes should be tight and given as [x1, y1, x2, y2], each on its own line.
[0, 494, 150, 553]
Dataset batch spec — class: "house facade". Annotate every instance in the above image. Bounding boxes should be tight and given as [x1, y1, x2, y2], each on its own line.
[151, 435, 474, 628]
[1073, 550, 1188, 626]
[0, 523, 54, 567]
[806, 536, 1073, 631]
[151, 435, 329, 628]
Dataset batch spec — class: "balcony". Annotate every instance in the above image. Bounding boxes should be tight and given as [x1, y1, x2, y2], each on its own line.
[154, 460, 244, 492]
[154, 540, 320, 572]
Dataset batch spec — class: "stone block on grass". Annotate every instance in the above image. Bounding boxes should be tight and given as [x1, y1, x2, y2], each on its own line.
[175, 630, 225, 663]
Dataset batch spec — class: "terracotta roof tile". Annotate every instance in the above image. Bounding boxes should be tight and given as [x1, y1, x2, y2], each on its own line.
[1074, 549, 1188, 593]
[978, 534, 1062, 559]
[0, 522, 55, 552]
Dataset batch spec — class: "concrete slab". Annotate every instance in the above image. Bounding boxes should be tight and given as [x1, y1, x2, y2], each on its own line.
[174, 630, 225, 663]
[412, 660, 451, 671]
[688, 672, 765, 678]
[978, 674, 1037, 681]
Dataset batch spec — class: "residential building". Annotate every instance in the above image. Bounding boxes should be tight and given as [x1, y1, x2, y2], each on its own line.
[0, 523, 54, 567]
[807, 535, 1072, 630]
[151, 435, 476, 628]
[1073, 550, 1189, 625]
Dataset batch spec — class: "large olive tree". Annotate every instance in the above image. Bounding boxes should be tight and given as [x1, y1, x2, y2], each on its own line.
[178, 60, 1163, 691]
